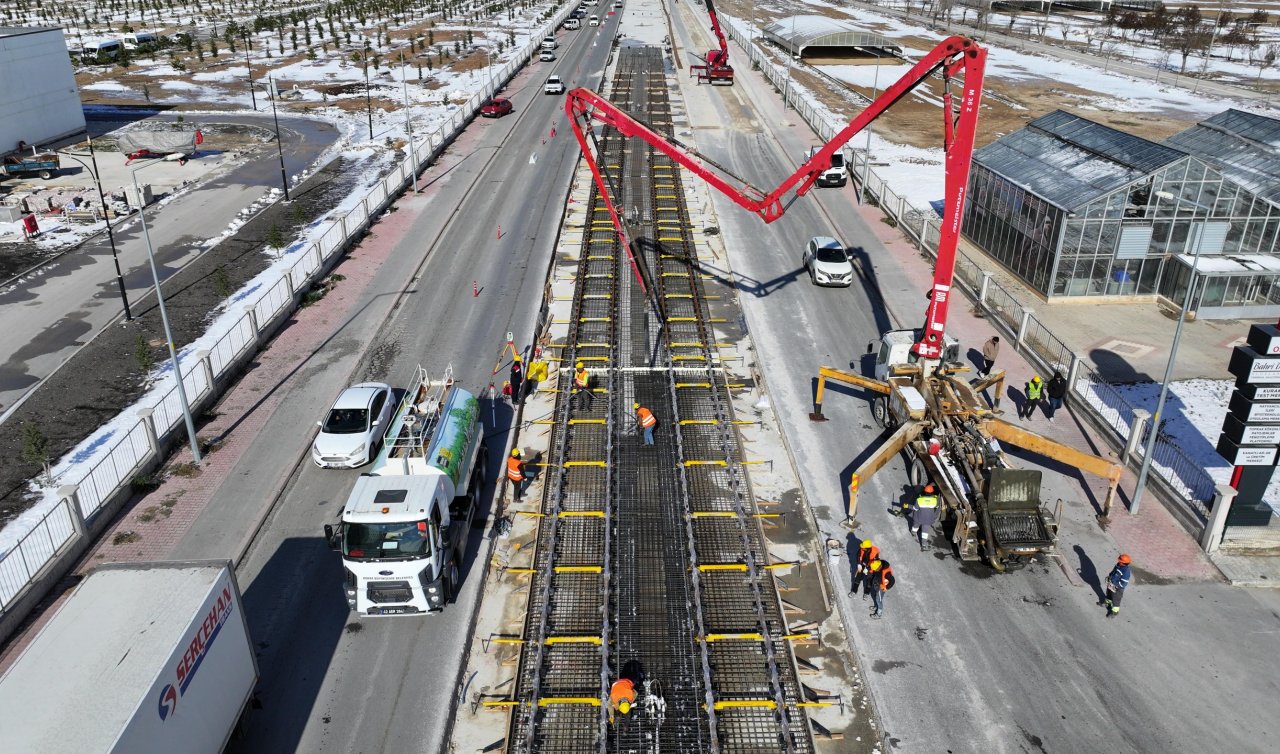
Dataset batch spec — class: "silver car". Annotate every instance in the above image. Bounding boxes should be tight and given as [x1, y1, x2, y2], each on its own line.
[803, 236, 854, 287]
[311, 382, 394, 468]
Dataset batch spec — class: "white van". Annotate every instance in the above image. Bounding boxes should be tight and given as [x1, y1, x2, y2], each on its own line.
[564, 18, 580, 30]
[122, 32, 158, 50]
[80, 38, 123, 61]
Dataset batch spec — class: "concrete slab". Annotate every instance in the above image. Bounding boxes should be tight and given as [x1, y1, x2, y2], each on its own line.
[1211, 552, 1280, 587]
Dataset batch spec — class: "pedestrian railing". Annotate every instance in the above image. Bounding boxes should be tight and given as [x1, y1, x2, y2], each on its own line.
[723, 16, 1217, 523]
[0, 9, 575, 618]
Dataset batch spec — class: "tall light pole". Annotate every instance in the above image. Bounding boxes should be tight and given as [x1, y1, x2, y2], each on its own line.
[363, 56, 374, 140]
[862, 56, 882, 197]
[266, 77, 291, 201]
[243, 30, 256, 111]
[782, 14, 798, 108]
[399, 51, 420, 193]
[1130, 191, 1212, 514]
[62, 136, 132, 320]
[130, 162, 202, 463]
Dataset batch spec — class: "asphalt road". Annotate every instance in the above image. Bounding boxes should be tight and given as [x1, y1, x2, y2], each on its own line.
[0, 113, 338, 414]
[171, 17, 622, 754]
[671, 4, 1280, 752]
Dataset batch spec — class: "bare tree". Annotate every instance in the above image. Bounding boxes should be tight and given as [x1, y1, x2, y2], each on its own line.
[1254, 43, 1278, 83]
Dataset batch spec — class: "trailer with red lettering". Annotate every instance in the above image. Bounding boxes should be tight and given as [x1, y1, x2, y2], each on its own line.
[0, 560, 258, 754]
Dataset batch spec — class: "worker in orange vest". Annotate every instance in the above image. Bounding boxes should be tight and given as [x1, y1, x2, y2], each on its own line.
[573, 361, 592, 410]
[852, 539, 880, 598]
[868, 559, 895, 619]
[507, 448, 527, 500]
[634, 402, 657, 446]
[609, 676, 636, 723]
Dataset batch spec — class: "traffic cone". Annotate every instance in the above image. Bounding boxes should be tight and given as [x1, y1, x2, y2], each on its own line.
[473, 280, 479, 297]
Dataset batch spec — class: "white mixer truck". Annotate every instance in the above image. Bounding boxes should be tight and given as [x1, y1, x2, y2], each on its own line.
[324, 365, 487, 616]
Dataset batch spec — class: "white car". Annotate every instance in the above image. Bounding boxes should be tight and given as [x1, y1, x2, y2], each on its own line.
[542, 35, 558, 50]
[312, 382, 394, 468]
[803, 236, 854, 287]
[540, 49, 556, 61]
[589, 15, 600, 26]
[544, 75, 566, 95]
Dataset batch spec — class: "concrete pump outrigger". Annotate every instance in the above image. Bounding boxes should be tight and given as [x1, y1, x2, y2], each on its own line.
[564, 36, 1121, 569]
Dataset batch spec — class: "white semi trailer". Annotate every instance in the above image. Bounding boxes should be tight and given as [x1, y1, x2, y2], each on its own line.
[325, 364, 487, 616]
[0, 560, 257, 754]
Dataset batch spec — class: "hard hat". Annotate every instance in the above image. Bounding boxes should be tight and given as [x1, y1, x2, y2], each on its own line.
[869, 559, 882, 571]
[1032, 375, 1041, 383]
[633, 402, 641, 409]
[514, 355, 522, 362]
[511, 448, 521, 457]
[861, 539, 873, 548]
[619, 700, 631, 715]
[924, 484, 936, 493]
[1118, 553, 1132, 565]
[576, 362, 584, 369]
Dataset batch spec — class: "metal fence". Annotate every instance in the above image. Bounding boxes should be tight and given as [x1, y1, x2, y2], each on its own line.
[725, 18, 1217, 521]
[0, 10, 575, 616]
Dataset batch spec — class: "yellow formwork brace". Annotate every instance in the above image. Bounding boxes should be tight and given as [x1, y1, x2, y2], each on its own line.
[679, 419, 716, 425]
[505, 568, 537, 575]
[481, 700, 521, 708]
[763, 561, 800, 570]
[662, 271, 690, 278]
[711, 700, 777, 710]
[704, 633, 765, 642]
[664, 293, 693, 299]
[544, 636, 602, 645]
[563, 460, 606, 468]
[554, 565, 603, 573]
[691, 511, 736, 518]
[558, 510, 605, 518]
[684, 460, 727, 467]
[568, 418, 606, 425]
[538, 697, 602, 707]
[697, 563, 747, 572]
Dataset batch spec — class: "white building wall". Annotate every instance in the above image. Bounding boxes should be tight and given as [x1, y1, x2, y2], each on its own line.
[0, 27, 85, 153]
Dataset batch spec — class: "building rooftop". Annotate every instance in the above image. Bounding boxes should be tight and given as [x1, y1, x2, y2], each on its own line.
[762, 15, 901, 57]
[0, 26, 63, 38]
[973, 110, 1188, 211]
[1164, 109, 1280, 207]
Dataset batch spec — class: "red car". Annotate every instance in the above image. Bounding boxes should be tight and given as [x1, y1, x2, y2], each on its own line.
[480, 98, 513, 118]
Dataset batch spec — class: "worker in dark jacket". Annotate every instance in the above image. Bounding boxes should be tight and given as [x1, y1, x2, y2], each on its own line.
[509, 356, 525, 404]
[868, 559, 895, 619]
[852, 539, 880, 597]
[1046, 371, 1067, 422]
[911, 484, 940, 552]
[980, 336, 999, 376]
[1104, 554, 1132, 618]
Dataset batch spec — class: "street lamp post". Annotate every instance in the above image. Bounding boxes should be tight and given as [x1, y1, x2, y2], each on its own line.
[400, 51, 420, 194]
[862, 57, 881, 198]
[782, 14, 798, 109]
[130, 163, 203, 464]
[363, 57, 374, 140]
[266, 77, 291, 201]
[62, 137, 132, 321]
[1130, 191, 1212, 514]
[243, 31, 256, 111]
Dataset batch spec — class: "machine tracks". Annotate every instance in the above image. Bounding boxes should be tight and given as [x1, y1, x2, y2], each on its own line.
[509, 47, 812, 754]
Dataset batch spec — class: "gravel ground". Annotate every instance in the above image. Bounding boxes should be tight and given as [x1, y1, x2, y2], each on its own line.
[0, 154, 382, 523]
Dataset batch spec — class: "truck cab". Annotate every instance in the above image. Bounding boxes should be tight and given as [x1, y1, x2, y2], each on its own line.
[807, 146, 848, 188]
[873, 328, 960, 383]
[325, 367, 485, 616]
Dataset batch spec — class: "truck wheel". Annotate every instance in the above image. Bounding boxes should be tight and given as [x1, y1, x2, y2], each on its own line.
[871, 396, 888, 427]
[39, 170, 52, 179]
[446, 561, 461, 603]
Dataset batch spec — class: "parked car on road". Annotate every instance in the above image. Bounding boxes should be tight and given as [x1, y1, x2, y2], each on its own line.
[539, 49, 556, 61]
[480, 97, 513, 117]
[803, 236, 854, 287]
[312, 382, 394, 468]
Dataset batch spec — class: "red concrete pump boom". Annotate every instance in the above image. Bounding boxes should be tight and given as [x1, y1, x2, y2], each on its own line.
[690, 0, 734, 84]
[564, 36, 987, 360]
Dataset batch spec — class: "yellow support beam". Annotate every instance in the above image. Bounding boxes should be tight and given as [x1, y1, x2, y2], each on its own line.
[545, 636, 602, 645]
[673, 356, 707, 362]
[679, 419, 717, 425]
[481, 700, 521, 708]
[568, 418, 606, 425]
[559, 511, 605, 518]
[684, 460, 727, 467]
[698, 563, 747, 572]
[670, 342, 705, 348]
[676, 382, 712, 388]
[764, 561, 800, 570]
[514, 510, 545, 518]
[712, 700, 778, 710]
[796, 702, 835, 708]
[691, 511, 737, 518]
[564, 460, 607, 468]
[505, 568, 537, 575]
[704, 633, 765, 642]
[664, 293, 694, 299]
[488, 637, 525, 644]
[554, 565, 603, 573]
[538, 697, 602, 707]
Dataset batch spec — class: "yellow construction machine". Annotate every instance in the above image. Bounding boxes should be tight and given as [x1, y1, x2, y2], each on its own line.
[812, 329, 1122, 571]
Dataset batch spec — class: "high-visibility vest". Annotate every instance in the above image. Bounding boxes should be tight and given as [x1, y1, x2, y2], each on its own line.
[574, 369, 590, 389]
[1026, 380, 1043, 400]
[858, 545, 880, 566]
[916, 494, 939, 509]
[507, 456, 524, 482]
[637, 407, 656, 428]
[873, 563, 895, 591]
[610, 678, 636, 709]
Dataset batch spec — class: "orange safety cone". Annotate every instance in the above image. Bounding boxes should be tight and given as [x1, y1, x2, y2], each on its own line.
[473, 280, 479, 297]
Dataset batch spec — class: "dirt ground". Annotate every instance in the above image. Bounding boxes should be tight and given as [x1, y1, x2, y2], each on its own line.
[720, 0, 1225, 151]
[0, 153, 382, 523]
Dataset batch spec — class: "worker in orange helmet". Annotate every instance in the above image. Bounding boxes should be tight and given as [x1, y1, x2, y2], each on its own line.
[1104, 554, 1133, 618]
[911, 483, 940, 552]
[852, 539, 879, 598]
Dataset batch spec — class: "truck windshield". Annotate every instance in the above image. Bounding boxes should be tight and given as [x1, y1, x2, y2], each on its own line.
[830, 153, 844, 169]
[343, 521, 433, 560]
